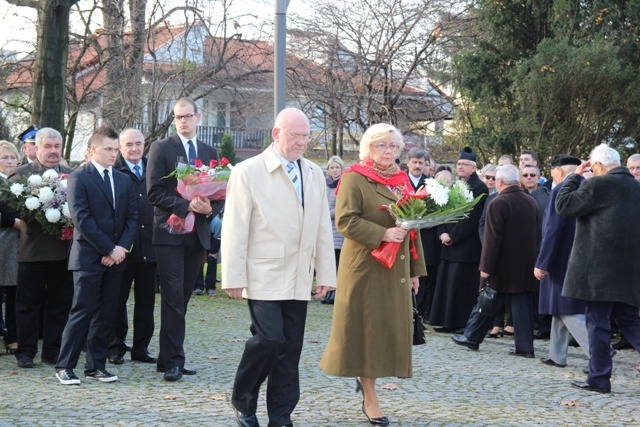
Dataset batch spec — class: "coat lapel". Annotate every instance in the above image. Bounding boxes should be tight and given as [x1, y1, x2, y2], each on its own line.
[88, 163, 114, 210]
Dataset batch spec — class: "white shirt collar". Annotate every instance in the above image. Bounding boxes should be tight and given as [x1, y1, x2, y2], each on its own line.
[91, 160, 112, 176]
[124, 158, 142, 174]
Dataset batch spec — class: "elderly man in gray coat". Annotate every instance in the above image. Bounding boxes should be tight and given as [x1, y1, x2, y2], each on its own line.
[556, 143, 640, 394]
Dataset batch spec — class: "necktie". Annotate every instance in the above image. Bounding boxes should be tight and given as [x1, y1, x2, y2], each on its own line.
[103, 169, 114, 207]
[187, 140, 196, 165]
[287, 161, 302, 203]
[133, 164, 141, 179]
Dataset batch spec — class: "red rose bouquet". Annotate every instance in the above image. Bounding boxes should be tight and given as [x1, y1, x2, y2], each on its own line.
[162, 157, 232, 234]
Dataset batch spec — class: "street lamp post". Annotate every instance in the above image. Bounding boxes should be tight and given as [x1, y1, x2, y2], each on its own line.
[274, 0, 290, 120]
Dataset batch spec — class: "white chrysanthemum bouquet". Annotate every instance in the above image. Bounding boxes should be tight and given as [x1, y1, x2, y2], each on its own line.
[1, 169, 74, 240]
[372, 179, 484, 268]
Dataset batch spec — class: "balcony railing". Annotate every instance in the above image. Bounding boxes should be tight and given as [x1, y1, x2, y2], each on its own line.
[137, 124, 270, 149]
[196, 126, 270, 149]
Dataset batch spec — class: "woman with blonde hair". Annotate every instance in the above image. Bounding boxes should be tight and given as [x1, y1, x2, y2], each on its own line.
[0, 140, 24, 354]
[322, 155, 345, 304]
[320, 124, 426, 426]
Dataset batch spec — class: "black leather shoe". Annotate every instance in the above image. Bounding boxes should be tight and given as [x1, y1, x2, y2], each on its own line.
[540, 357, 566, 367]
[108, 354, 125, 365]
[433, 327, 457, 333]
[612, 337, 632, 350]
[17, 356, 34, 368]
[157, 366, 196, 375]
[451, 334, 479, 350]
[163, 366, 182, 382]
[123, 341, 133, 352]
[509, 348, 534, 358]
[571, 380, 610, 394]
[233, 406, 259, 427]
[131, 354, 157, 364]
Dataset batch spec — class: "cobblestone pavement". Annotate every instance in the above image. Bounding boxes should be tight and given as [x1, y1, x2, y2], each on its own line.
[1, 294, 639, 426]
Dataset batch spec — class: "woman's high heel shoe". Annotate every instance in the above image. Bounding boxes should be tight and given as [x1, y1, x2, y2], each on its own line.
[362, 403, 389, 426]
[502, 329, 514, 336]
[5, 343, 17, 355]
[355, 378, 389, 426]
[487, 331, 504, 338]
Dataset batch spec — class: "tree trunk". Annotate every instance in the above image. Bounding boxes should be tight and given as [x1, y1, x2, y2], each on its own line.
[101, 0, 126, 129]
[32, 0, 75, 140]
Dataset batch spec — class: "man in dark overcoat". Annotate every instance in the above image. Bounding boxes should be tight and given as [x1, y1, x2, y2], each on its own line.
[452, 164, 539, 356]
[556, 143, 640, 393]
[534, 155, 588, 368]
[429, 147, 488, 331]
[8, 128, 74, 368]
[405, 147, 439, 319]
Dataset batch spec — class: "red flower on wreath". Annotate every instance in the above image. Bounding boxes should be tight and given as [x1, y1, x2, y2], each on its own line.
[209, 159, 218, 168]
[194, 159, 203, 167]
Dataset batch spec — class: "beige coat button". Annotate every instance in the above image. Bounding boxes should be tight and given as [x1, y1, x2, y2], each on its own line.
[401, 278, 406, 283]
[399, 255, 405, 260]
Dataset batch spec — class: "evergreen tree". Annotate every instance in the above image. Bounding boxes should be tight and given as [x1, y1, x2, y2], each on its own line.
[219, 132, 236, 165]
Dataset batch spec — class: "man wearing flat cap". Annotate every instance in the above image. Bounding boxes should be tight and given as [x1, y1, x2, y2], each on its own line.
[534, 155, 590, 368]
[429, 147, 488, 332]
[17, 125, 39, 164]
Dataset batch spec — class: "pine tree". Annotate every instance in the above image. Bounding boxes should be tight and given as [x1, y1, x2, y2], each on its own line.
[219, 132, 236, 165]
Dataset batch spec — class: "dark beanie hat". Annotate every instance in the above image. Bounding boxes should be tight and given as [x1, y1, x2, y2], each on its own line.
[457, 147, 477, 163]
[550, 154, 581, 167]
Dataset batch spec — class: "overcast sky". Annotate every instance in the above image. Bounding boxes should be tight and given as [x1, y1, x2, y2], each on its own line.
[0, 0, 313, 56]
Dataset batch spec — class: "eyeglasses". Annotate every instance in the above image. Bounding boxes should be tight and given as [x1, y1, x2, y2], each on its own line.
[522, 173, 537, 178]
[372, 143, 399, 152]
[173, 114, 196, 121]
[282, 130, 311, 142]
[483, 175, 496, 181]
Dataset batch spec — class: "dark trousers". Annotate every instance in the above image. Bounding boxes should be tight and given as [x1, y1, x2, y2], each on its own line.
[465, 291, 535, 353]
[155, 233, 204, 370]
[56, 268, 122, 371]
[232, 300, 308, 427]
[15, 261, 73, 360]
[1, 286, 17, 345]
[585, 301, 640, 389]
[108, 261, 157, 358]
[201, 238, 221, 292]
[415, 263, 438, 319]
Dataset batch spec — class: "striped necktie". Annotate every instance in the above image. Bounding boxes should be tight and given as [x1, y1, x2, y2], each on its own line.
[286, 161, 302, 203]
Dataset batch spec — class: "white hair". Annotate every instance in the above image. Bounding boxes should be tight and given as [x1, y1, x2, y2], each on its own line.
[496, 164, 520, 185]
[590, 143, 620, 166]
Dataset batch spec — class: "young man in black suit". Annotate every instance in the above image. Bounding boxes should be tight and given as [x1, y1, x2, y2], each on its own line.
[55, 127, 138, 385]
[146, 98, 224, 381]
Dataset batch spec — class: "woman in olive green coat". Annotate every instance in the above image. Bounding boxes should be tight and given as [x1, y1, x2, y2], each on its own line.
[320, 124, 427, 426]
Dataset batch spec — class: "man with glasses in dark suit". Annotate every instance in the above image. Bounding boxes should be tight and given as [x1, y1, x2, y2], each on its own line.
[147, 98, 223, 381]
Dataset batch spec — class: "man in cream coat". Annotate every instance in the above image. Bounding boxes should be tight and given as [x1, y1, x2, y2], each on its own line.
[222, 108, 336, 427]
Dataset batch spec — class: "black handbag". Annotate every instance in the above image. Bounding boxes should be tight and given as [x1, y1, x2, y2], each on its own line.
[412, 291, 426, 345]
[477, 278, 499, 317]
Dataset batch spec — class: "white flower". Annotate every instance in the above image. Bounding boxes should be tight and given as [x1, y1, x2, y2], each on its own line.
[59, 179, 68, 189]
[42, 169, 59, 181]
[430, 185, 450, 206]
[454, 181, 474, 202]
[44, 208, 61, 223]
[62, 202, 70, 218]
[10, 183, 24, 196]
[38, 186, 55, 204]
[25, 196, 41, 210]
[27, 174, 43, 186]
[207, 169, 217, 176]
